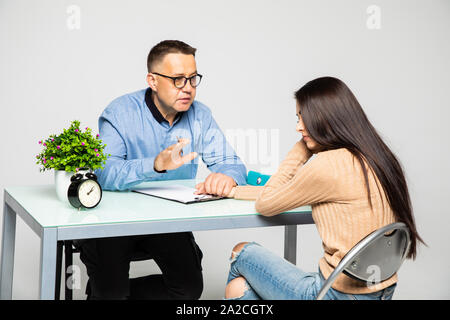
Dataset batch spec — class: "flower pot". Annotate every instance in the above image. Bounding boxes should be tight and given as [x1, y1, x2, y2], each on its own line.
[54, 169, 89, 202]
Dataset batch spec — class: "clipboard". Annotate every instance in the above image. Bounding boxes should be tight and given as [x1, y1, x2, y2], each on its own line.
[132, 184, 226, 204]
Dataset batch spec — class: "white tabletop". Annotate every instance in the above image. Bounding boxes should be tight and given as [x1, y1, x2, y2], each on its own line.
[2, 179, 312, 300]
[4, 179, 312, 228]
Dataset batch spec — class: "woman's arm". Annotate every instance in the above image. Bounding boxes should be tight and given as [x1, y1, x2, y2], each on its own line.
[231, 140, 313, 200]
[254, 144, 339, 216]
[261, 140, 313, 188]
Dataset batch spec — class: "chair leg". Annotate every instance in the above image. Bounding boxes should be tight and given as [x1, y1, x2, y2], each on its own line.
[55, 241, 63, 300]
[64, 240, 73, 300]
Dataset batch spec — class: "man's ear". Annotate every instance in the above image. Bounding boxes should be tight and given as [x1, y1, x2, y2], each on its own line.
[147, 73, 157, 91]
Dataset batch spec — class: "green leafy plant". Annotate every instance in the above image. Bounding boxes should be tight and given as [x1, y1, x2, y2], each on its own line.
[36, 120, 110, 172]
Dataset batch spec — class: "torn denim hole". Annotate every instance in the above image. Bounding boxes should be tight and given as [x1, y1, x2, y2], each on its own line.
[229, 250, 240, 263]
[225, 277, 251, 300]
[229, 242, 260, 264]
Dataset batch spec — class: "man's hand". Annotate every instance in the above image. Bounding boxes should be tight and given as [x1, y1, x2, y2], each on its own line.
[194, 173, 237, 197]
[154, 138, 198, 172]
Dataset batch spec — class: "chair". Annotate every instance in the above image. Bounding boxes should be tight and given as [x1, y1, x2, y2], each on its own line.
[316, 222, 411, 300]
[55, 240, 153, 300]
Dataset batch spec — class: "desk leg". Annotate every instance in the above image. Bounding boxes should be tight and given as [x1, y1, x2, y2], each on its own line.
[0, 202, 16, 300]
[284, 225, 297, 265]
[39, 228, 57, 300]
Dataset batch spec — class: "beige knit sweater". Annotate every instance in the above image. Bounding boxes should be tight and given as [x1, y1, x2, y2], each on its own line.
[233, 140, 397, 294]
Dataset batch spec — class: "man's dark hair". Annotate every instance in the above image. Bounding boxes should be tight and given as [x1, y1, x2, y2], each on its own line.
[147, 40, 197, 72]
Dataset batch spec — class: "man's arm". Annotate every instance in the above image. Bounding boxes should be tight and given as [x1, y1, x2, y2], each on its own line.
[94, 112, 165, 191]
[194, 107, 247, 195]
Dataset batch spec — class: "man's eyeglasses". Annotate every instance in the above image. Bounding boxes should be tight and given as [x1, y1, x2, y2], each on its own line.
[151, 72, 203, 89]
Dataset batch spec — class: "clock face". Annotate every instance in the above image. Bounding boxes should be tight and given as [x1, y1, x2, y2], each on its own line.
[78, 179, 102, 208]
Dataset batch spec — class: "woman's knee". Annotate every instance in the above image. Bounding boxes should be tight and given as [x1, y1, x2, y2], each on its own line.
[225, 276, 248, 299]
[230, 242, 250, 260]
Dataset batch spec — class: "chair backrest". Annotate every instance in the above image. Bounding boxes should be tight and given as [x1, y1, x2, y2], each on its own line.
[342, 222, 411, 283]
[316, 222, 411, 300]
[246, 171, 271, 186]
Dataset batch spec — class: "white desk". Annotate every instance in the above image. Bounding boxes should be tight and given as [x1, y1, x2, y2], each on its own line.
[0, 179, 313, 300]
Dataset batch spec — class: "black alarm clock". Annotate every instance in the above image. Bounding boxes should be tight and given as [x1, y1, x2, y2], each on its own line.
[67, 172, 102, 209]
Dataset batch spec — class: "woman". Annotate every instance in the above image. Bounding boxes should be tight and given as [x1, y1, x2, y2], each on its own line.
[222, 77, 424, 300]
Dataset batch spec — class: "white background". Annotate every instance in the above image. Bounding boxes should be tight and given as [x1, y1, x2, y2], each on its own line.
[1, 0, 449, 299]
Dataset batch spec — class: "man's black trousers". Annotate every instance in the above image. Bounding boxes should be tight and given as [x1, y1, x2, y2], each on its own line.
[78, 231, 204, 299]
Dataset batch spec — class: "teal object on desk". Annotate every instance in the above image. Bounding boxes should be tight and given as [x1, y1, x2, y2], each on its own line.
[246, 171, 271, 186]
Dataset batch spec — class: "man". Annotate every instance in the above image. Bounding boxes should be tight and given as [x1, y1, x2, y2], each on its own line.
[78, 40, 247, 300]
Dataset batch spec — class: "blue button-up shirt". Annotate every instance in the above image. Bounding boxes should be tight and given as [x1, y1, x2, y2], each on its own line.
[95, 88, 247, 191]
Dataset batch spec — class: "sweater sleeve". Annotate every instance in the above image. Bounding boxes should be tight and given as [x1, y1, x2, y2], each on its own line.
[233, 140, 312, 200]
[233, 185, 262, 200]
[254, 143, 339, 216]
[262, 140, 313, 187]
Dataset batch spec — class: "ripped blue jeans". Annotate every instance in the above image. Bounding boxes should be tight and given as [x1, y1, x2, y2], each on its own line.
[226, 242, 396, 300]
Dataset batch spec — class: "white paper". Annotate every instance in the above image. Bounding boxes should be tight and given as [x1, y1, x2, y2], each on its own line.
[132, 184, 220, 204]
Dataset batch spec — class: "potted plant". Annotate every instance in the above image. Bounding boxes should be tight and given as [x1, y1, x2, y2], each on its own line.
[36, 120, 110, 202]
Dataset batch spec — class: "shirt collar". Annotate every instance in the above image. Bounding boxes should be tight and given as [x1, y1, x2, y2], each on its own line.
[145, 87, 184, 124]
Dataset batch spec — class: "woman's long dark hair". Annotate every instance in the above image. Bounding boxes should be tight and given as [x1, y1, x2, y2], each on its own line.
[295, 76, 424, 259]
